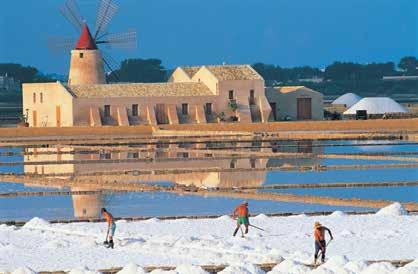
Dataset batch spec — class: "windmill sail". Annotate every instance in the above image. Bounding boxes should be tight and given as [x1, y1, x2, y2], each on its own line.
[49, 0, 137, 84]
[59, 0, 84, 32]
[97, 29, 137, 49]
[94, 0, 119, 40]
[47, 36, 76, 53]
[101, 50, 120, 82]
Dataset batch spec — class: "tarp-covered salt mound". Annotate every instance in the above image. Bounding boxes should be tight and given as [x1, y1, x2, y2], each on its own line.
[332, 93, 362, 108]
[344, 97, 409, 115]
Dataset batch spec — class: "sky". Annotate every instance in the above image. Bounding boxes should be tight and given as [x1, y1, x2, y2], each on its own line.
[0, 0, 416, 74]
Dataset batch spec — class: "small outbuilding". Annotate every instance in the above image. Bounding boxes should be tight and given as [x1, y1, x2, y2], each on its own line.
[332, 93, 362, 108]
[265, 86, 324, 121]
[344, 97, 409, 115]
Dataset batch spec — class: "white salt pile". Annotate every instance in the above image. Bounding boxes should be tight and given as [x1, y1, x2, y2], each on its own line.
[375, 202, 408, 216]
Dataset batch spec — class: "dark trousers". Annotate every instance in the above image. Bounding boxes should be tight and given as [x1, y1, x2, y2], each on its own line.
[314, 240, 326, 261]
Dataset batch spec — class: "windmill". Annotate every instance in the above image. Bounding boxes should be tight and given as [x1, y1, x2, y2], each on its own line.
[48, 0, 137, 84]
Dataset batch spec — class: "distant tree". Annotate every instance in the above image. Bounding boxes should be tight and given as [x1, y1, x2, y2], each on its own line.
[0, 63, 38, 83]
[324, 62, 363, 81]
[0, 63, 56, 83]
[324, 61, 396, 81]
[362, 62, 396, 79]
[398, 56, 418, 75]
[283, 66, 323, 80]
[252, 63, 282, 81]
[110, 58, 167, 83]
[252, 63, 322, 84]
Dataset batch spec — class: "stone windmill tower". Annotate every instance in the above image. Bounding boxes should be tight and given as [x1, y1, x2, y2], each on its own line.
[49, 0, 137, 85]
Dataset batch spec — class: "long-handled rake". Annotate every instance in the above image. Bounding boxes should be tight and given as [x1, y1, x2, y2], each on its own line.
[249, 224, 266, 232]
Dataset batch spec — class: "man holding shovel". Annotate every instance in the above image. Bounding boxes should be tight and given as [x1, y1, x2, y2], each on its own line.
[313, 221, 333, 265]
[101, 208, 116, 249]
[232, 201, 250, 237]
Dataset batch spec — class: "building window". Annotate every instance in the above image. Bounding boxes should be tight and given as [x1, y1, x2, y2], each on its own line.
[230, 159, 237, 169]
[104, 105, 111, 117]
[132, 104, 138, 116]
[79, 53, 84, 58]
[128, 152, 139, 159]
[205, 103, 212, 115]
[33, 93, 36, 103]
[249, 90, 255, 104]
[100, 152, 112, 160]
[177, 152, 189, 158]
[40, 92, 43, 103]
[229, 90, 234, 100]
[250, 158, 256, 169]
[182, 103, 188, 115]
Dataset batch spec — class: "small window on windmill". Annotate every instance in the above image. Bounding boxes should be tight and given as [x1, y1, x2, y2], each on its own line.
[79, 53, 84, 58]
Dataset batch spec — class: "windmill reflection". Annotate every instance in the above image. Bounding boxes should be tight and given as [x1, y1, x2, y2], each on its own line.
[23, 141, 321, 218]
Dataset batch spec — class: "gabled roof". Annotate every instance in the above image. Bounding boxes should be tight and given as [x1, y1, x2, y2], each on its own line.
[204, 65, 263, 81]
[344, 97, 409, 115]
[273, 86, 323, 96]
[180, 66, 201, 78]
[75, 24, 97, 50]
[67, 82, 214, 98]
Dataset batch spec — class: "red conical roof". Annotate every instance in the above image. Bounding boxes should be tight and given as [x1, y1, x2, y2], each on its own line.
[75, 24, 97, 50]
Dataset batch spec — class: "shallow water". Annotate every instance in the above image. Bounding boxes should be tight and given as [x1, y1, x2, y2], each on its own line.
[263, 186, 418, 203]
[0, 140, 417, 220]
[264, 168, 418, 185]
[0, 192, 370, 221]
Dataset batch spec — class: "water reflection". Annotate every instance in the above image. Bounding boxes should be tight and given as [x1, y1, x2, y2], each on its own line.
[20, 141, 322, 219]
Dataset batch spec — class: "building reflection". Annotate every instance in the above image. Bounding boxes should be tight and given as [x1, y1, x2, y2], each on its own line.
[23, 141, 322, 219]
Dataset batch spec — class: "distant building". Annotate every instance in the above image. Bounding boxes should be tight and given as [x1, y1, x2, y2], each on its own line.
[382, 76, 418, 81]
[265, 86, 324, 121]
[22, 24, 324, 127]
[0, 74, 21, 91]
[297, 77, 324, 83]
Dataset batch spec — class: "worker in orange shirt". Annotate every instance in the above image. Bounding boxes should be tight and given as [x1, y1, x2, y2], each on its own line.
[232, 201, 249, 237]
[101, 208, 116, 249]
[313, 221, 333, 265]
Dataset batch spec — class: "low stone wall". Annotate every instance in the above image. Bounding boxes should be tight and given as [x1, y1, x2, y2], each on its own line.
[0, 119, 417, 143]
[0, 125, 154, 138]
[159, 118, 418, 133]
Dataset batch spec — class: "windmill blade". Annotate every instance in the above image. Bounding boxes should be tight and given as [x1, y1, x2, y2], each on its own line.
[59, 0, 84, 32]
[47, 36, 76, 54]
[101, 50, 121, 82]
[97, 29, 137, 49]
[94, 0, 119, 40]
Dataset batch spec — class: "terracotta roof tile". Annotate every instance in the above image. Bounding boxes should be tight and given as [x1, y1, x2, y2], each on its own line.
[205, 65, 262, 81]
[68, 82, 214, 98]
[181, 66, 201, 78]
[275, 86, 306, 93]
